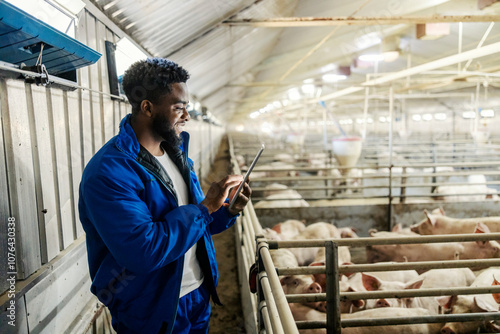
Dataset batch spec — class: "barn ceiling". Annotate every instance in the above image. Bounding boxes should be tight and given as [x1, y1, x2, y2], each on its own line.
[90, 0, 500, 124]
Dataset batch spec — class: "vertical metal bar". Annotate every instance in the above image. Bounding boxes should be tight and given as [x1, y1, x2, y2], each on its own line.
[474, 81, 480, 135]
[458, 22, 463, 71]
[387, 86, 394, 229]
[362, 87, 369, 140]
[325, 240, 340, 334]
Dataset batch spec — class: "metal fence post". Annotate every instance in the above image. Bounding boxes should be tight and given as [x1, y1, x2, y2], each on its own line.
[325, 240, 341, 334]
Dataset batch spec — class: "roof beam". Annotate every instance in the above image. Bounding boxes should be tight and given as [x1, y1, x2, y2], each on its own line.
[222, 15, 500, 27]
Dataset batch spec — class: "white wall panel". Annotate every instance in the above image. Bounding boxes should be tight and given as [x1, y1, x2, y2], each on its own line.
[30, 85, 60, 262]
[49, 89, 75, 249]
[0, 79, 41, 279]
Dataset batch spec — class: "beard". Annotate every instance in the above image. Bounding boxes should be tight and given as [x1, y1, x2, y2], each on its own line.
[152, 113, 183, 148]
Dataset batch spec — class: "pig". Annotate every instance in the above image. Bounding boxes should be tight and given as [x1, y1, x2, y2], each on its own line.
[286, 222, 342, 266]
[433, 181, 499, 202]
[253, 189, 310, 208]
[438, 267, 500, 334]
[273, 153, 295, 164]
[270, 249, 298, 268]
[271, 219, 306, 240]
[289, 304, 442, 334]
[356, 273, 424, 309]
[410, 210, 500, 235]
[367, 225, 499, 264]
[366, 232, 465, 263]
[335, 270, 420, 313]
[263, 183, 289, 197]
[270, 249, 325, 312]
[398, 268, 476, 315]
[280, 273, 324, 312]
[342, 307, 443, 334]
[309, 246, 352, 293]
[338, 227, 360, 239]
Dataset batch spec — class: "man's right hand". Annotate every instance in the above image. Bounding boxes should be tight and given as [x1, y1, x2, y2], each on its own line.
[201, 175, 244, 214]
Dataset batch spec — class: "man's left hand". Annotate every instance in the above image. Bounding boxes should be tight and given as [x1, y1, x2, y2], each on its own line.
[226, 182, 252, 216]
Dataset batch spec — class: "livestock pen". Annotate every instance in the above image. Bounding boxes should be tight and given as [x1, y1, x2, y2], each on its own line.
[229, 134, 500, 333]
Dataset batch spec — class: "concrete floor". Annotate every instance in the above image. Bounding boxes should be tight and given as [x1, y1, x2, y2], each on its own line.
[203, 137, 246, 334]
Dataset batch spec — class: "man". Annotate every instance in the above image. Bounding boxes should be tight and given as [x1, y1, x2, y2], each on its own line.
[79, 57, 251, 334]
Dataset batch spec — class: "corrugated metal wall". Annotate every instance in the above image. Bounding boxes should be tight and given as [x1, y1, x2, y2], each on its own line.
[0, 7, 224, 334]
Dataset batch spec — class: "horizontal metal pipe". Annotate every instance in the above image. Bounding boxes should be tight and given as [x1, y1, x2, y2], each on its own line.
[252, 180, 500, 192]
[222, 15, 500, 27]
[269, 233, 500, 248]
[284, 285, 500, 303]
[295, 312, 500, 329]
[342, 312, 500, 328]
[0, 64, 126, 101]
[277, 258, 500, 276]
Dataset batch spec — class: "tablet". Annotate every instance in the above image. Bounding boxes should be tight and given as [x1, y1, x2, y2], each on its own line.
[228, 144, 265, 210]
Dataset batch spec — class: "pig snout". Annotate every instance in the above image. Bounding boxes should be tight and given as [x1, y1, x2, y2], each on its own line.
[440, 326, 456, 334]
[307, 282, 322, 294]
[375, 299, 391, 308]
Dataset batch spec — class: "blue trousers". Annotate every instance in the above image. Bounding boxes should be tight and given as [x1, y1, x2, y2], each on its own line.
[173, 283, 211, 334]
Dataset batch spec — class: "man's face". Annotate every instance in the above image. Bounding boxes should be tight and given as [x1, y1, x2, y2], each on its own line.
[150, 82, 190, 146]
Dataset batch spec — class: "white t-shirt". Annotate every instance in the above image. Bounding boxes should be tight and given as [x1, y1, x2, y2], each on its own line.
[155, 151, 204, 297]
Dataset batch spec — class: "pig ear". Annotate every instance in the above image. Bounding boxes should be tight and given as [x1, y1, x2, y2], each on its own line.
[362, 273, 382, 291]
[436, 295, 455, 310]
[438, 207, 445, 215]
[405, 279, 424, 290]
[280, 276, 290, 286]
[492, 276, 500, 303]
[475, 222, 490, 234]
[392, 223, 402, 232]
[352, 299, 365, 308]
[424, 210, 437, 227]
[272, 224, 282, 234]
[474, 296, 499, 312]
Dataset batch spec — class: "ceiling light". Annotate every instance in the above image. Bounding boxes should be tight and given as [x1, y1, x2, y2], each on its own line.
[301, 84, 315, 95]
[379, 116, 387, 123]
[281, 99, 289, 107]
[273, 101, 282, 108]
[322, 74, 347, 83]
[383, 51, 400, 62]
[250, 111, 260, 119]
[288, 88, 301, 101]
[321, 63, 337, 73]
[359, 54, 385, 62]
[367, 118, 374, 124]
[356, 118, 364, 124]
[412, 114, 422, 121]
[480, 109, 495, 118]
[422, 114, 433, 121]
[463, 111, 476, 119]
[303, 78, 314, 84]
[434, 113, 447, 120]
[235, 125, 244, 132]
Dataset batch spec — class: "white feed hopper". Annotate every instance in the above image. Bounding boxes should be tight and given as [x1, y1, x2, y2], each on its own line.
[332, 137, 363, 167]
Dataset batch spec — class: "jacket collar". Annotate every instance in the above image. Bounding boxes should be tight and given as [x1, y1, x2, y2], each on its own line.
[115, 114, 190, 160]
[115, 114, 193, 203]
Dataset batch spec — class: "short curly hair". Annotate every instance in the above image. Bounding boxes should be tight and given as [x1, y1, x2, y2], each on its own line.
[122, 57, 190, 113]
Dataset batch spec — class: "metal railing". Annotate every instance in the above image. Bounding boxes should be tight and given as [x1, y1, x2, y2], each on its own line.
[259, 234, 500, 333]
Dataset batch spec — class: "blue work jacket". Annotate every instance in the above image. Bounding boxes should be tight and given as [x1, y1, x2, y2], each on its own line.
[79, 114, 237, 334]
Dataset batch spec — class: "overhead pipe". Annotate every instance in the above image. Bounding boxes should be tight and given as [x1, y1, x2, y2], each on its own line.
[320, 41, 500, 102]
[222, 15, 500, 27]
